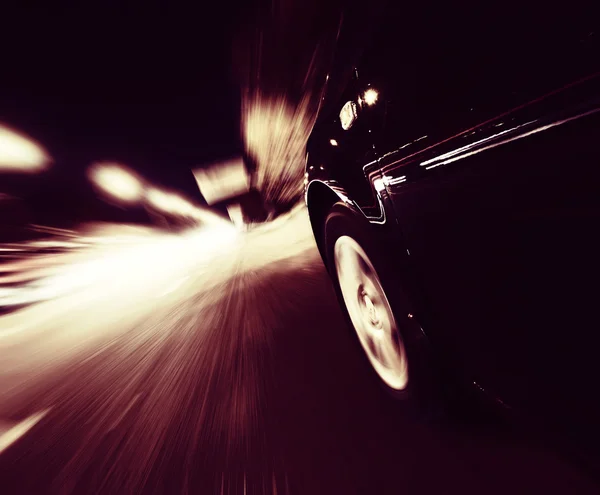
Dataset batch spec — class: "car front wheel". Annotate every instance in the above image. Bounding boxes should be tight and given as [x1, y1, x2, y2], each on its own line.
[333, 233, 410, 391]
[324, 203, 440, 412]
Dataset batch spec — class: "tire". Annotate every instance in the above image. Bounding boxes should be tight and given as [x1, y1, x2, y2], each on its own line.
[324, 202, 442, 417]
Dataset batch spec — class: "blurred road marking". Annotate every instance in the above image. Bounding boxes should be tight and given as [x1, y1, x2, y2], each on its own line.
[0, 409, 50, 455]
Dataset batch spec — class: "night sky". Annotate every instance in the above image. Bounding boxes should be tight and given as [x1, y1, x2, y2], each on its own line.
[1, 3, 247, 225]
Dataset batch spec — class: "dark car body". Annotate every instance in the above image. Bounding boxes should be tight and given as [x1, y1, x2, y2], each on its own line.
[305, 1, 600, 458]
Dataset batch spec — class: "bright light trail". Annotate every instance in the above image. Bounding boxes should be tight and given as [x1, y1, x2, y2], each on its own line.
[88, 163, 144, 203]
[0, 124, 51, 173]
[146, 188, 192, 215]
[0, 222, 239, 310]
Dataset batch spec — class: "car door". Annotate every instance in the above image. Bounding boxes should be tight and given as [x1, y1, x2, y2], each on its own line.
[365, 1, 600, 427]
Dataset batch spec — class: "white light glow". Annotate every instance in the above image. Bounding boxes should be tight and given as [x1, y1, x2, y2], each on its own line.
[364, 88, 379, 106]
[89, 163, 143, 202]
[0, 124, 51, 172]
[0, 224, 239, 309]
[147, 188, 193, 216]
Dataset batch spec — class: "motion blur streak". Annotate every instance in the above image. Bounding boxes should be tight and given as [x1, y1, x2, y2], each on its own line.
[0, 209, 315, 493]
[88, 163, 143, 203]
[0, 409, 49, 454]
[235, 0, 342, 209]
[0, 209, 596, 494]
[242, 95, 315, 207]
[86, 163, 227, 225]
[146, 188, 219, 224]
[0, 124, 51, 172]
[0, 223, 238, 310]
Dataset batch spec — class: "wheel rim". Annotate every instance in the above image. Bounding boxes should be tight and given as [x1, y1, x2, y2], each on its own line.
[334, 235, 409, 390]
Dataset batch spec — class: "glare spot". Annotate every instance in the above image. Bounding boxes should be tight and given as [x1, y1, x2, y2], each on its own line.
[0, 124, 51, 173]
[89, 163, 143, 203]
[147, 188, 192, 216]
[363, 88, 379, 106]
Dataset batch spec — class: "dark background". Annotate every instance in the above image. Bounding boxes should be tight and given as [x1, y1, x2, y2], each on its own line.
[0, 2, 245, 226]
[0, 0, 380, 229]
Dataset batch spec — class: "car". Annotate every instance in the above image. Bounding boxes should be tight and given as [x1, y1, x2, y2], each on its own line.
[304, 0, 600, 463]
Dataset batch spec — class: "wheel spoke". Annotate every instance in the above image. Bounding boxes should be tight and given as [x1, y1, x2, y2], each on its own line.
[371, 334, 390, 367]
[333, 234, 409, 391]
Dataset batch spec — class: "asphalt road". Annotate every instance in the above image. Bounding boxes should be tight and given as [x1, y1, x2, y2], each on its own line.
[0, 209, 597, 494]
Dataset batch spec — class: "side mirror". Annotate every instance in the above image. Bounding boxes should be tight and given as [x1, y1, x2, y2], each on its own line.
[340, 100, 358, 130]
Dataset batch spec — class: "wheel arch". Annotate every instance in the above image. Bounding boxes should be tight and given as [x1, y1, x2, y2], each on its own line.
[305, 180, 364, 267]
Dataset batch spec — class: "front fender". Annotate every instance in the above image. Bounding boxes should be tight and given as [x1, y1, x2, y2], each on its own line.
[305, 179, 394, 266]
[306, 179, 387, 223]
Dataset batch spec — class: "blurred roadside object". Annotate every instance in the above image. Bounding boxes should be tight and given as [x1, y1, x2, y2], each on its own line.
[87, 162, 226, 228]
[88, 163, 144, 204]
[193, 157, 270, 225]
[193, 157, 250, 206]
[234, 0, 344, 212]
[0, 124, 51, 174]
[233, 0, 388, 215]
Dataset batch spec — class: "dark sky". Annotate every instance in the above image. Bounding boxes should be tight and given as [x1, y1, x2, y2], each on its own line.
[0, 2, 249, 225]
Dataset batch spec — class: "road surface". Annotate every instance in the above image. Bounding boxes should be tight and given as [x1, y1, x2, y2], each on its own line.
[0, 209, 597, 494]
